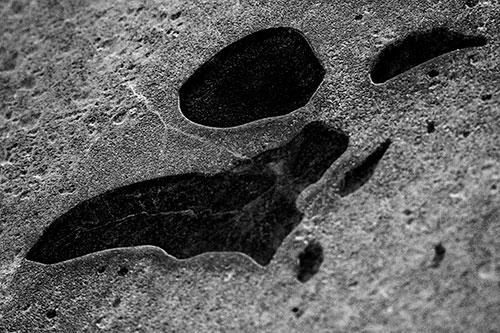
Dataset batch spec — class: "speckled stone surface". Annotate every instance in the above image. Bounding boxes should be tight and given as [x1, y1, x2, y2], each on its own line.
[1, 0, 499, 332]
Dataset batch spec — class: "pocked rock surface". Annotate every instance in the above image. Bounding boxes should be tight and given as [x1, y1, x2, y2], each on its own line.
[1, 0, 499, 332]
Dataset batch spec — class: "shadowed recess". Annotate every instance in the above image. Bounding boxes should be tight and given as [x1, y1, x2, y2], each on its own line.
[297, 240, 324, 283]
[370, 27, 487, 84]
[179, 27, 325, 128]
[431, 243, 446, 268]
[337, 139, 391, 197]
[26, 122, 348, 266]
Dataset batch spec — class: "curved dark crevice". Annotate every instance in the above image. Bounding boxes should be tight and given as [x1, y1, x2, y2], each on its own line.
[370, 27, 487, 84]
[26, 122, 348, 266]
[431, 243, 446, 268]
[337, 139, 391, 197]
[179, 27, 325, 128]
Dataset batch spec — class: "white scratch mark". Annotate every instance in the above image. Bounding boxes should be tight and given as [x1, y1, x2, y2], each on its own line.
[125, 82, 246, 159]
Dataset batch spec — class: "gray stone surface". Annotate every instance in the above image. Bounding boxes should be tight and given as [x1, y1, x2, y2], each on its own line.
[0, 0, 499, 331]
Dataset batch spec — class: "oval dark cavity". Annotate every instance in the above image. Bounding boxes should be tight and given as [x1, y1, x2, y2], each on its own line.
[25, 122, 348, 266]
[370, 27, 487, 84]
[179, 27, 325, 128]
[46, 309, 57, 319]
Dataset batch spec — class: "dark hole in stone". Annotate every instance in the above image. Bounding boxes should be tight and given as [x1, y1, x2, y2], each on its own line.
[348, 281, 359, 287]
[465, 0, 479, 7]
[25, 122, 348, 266]
[354, 14, 363, 20]
[112, 297, 121, 307]
[297, 240, 324, 283]
[117, 266, 128, 276]
[481, 93, 492, 101]
[291, 306, 303, 318]
[431, 243, 446, 268]
[170, 11, 182, 20]
[97, 265, 106, 273]
[46, 309, 57, 319]
[337, 139, 391, 197]
[462, 130, 471, 138]
[370, 27, 487, 84]
[426, 120, 436, 133]
[427, 69, 439, 78]
[179, 27, 325, 127]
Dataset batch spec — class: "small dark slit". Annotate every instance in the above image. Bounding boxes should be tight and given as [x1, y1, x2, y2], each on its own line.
[337, 139, 391, 197]
[431, 243, 446, 268]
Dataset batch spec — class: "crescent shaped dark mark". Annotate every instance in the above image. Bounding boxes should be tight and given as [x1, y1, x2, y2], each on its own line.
[337, 139, 392, 197]
[370, 27, 487, 84]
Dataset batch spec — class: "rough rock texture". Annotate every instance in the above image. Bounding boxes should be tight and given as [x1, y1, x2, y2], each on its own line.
[0, 0, 499, 332]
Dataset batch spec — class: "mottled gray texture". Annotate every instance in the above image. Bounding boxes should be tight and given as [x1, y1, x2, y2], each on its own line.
[0, 0, 499, 332]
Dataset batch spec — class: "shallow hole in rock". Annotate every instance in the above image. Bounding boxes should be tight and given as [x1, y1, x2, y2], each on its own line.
[427, 69, 439, 78]
[337, 139, 391, 197]
[291, 306, 303, 318]
[431, 243, 446, 268]
[179, 27, 325, 127]
[354, 14, 363, 20]
[370, 27, 487, 84]
[170, 11, 182, 20]
[25, 122, 348, 266]
[481, 93, 492, 101]
[348, 280, 359, 287]
[97, 265, 106, 273]
[426, 120, 436, 133]
[112, 297, 121, 307]
[465, 0, 479, 7]
[297, 240, 324, 283]
[117, 266, 128, 276]
[46, 309, 57, 319]
[111, 110, 128, 125]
